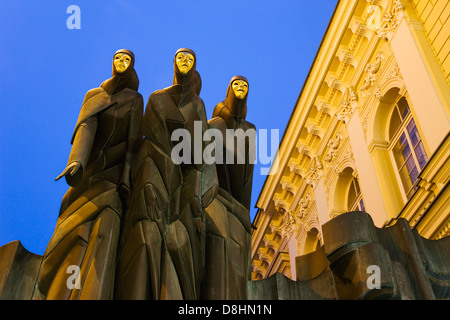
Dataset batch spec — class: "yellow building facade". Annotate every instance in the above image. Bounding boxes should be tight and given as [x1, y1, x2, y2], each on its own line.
[251, 0, 450, 281]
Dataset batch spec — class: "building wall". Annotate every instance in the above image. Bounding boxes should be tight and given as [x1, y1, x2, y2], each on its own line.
[411, 0, 450, 82]
[251, 0, 450, 281]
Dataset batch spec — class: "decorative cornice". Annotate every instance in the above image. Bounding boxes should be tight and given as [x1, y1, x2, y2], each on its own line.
[315, 100, 334, 116]
[433, 221, 450, 240]
[288, 159, 304, 177]
[351, 20, 371, 38]
[306, 120, 324, 138]
[273, 193, 289, 212]
[263, 233, 280, 250]
[296, 141, 313, 157]
[327, 76, 346, 93]
[281, 178, 297, 195]
[252, 262, 265, 276]
[270, 221, 283, 238]
[255, 0, 364, 214]
[338, 50, 358, 68]
[257, 247, 273, 263]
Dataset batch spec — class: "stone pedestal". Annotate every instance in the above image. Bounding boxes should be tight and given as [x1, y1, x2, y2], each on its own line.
[251, 211, 450, 300]
[1, 211, 449, 300]
[0, 240, 42, 300]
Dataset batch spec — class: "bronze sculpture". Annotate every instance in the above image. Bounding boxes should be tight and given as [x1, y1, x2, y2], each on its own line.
[36, 49, 143, 299]
[2, 48, 448, 302]
[201, 75, 255, 299]
[115, 48, 217, 300]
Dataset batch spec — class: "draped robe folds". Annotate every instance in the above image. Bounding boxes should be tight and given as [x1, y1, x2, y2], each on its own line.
[201, 76, 255, 300]
[36, 86, 143, 300]
[115, 51, 218, 300]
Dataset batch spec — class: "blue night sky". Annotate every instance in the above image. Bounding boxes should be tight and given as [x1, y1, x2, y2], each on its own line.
[0, 0, 338, 256]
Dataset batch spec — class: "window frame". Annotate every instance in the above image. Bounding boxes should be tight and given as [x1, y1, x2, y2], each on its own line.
[387, 96, 428, 202]
[347, 176, 365, 212]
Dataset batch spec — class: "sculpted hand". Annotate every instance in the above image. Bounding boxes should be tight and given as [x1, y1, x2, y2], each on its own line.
[55, 161, 82, 181]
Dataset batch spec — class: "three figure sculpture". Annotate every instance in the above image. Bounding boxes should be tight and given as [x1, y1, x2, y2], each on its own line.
[35, 48, 255, 300]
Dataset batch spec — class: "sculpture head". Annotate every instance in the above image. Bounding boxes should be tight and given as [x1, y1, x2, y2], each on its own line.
[173, 48, 196, 77]
[212, 75, 249, 121]
[111, 49, 135, 77]
[172, 48, 198, 96]
[175, 51, 195, 74]
[232, 79, 248, 100]
[113, 52, 132, 73]
[101, 49, 139, 95]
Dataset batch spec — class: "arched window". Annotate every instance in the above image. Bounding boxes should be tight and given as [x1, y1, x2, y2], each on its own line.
[389, 97, 428, 200]
[347, 177, 365, 211]
[331, 166, 366, 217]
[304, 228, 320, 254]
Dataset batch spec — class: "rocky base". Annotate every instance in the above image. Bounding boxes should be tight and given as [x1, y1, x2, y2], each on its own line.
[1, 211, 449, 300]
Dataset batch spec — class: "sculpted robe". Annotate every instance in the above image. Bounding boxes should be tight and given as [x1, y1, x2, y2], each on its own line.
[36, 49, 143, 299]
[115, 49, 217, 300]
[201, 76, 255, 299]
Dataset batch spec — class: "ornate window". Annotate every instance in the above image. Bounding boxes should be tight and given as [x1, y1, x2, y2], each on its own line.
[389, 97, 428, 200]
[304, 228, 320, 254]
[331, 166, 365, 217]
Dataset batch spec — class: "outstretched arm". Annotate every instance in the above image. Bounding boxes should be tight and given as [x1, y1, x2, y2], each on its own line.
[56, 116, 98, 187]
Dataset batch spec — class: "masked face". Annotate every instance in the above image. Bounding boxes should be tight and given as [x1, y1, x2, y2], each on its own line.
[232, 80, 248, 99]
[114, 53, 132, 73]
[175, 52, 195, 74]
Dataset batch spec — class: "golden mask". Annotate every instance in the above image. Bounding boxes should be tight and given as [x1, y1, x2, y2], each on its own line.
[114, 53, 132, 73]
[232, 80, 248, 99]
[175, 52, 195, 74]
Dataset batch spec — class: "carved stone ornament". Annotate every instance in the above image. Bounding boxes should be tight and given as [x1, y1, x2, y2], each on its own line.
[337, 86, 359, 124]
[361, 52, 384, 92]
[324, 131, 343, 163]
[281, 210, 297, 238]
[362, 111, 370, 138]
[298, 194, 312, 219]
[388, 63, 402, 79]
[378, 0, 405, 40]
[306, 157, 323, 187]
[374, 84, 382, 100]
[366, 0, 405, 41]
